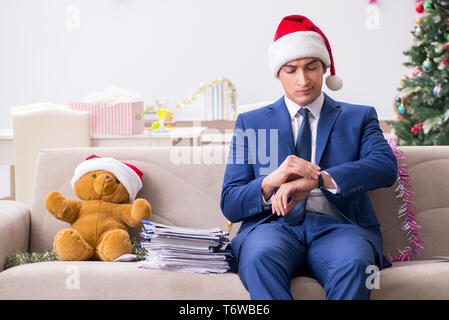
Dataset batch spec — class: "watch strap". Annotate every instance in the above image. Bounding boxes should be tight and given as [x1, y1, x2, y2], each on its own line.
[318, 173, 324, 188]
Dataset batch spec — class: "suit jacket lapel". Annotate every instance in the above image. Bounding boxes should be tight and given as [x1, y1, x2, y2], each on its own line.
[266, 97, 295, 155]
[316, 92, 341, 165]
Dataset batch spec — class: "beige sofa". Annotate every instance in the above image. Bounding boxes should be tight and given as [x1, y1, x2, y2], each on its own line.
[1, 145, 449, 300]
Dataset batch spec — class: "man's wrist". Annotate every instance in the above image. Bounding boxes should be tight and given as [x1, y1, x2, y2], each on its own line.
[321, 171, 336, 189]
[296, 177, 319, 192]
[261, 176, 276, 201]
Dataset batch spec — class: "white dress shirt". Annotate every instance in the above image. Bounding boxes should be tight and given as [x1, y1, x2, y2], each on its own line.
[262, 91, 341, 218]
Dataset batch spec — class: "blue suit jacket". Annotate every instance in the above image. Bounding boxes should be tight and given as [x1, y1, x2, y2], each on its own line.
[220, 92, 398, 270]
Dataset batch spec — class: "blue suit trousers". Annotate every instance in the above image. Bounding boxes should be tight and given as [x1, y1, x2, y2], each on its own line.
[235, 213, 377, 300]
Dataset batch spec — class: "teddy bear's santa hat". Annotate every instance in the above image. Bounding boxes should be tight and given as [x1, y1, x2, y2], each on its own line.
[71, 155, 143, 201]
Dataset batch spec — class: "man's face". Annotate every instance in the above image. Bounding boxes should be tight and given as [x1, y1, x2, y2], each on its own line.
[277, 57, 327, 107]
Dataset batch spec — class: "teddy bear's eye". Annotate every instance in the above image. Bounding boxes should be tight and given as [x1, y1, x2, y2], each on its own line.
[92, 174, 96, 179]
[116, 179, 120, 184]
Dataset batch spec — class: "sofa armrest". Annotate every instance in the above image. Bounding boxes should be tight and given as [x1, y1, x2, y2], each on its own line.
[0, 200, 30, 272]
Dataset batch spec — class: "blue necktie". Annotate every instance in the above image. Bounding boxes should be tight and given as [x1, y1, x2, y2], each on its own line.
[295, 108, 312, 162]
[281, 108, 311, 225]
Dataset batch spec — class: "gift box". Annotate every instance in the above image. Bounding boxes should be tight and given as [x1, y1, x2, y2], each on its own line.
[69, 101, 144, 136]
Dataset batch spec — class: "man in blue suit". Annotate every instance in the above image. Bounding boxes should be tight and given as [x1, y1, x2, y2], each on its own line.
[220, 15, 398, 300]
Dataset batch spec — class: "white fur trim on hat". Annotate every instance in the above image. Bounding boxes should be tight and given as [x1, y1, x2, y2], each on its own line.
[71, 157, 143, 202]
[268, 31, 331, 78]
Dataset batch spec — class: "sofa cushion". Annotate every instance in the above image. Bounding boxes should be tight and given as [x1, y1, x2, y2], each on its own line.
[1, 260, 448, 300]
[397, 148, 449, 260]
[369, 146, 449, 261]
[30, 146, 231, 253]
[371, 259, 449, 299]
[0, 261, 249, 300]
[28, 145, 449, 263]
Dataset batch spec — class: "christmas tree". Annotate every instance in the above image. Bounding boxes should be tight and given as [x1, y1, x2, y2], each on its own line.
[388, 0, 449, 145]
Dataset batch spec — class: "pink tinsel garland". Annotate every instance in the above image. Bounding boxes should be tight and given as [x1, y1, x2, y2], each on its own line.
[387, 137, 423, 262]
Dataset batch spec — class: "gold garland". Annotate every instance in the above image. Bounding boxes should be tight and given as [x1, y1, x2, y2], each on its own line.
[145, 77, 238, 121]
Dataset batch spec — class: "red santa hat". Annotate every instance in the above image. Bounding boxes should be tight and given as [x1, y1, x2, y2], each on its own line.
[268, 15, 343, 91]
[71, 155, 143, 201]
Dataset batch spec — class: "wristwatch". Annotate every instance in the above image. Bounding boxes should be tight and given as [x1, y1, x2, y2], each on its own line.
[317, 173, 324, 188]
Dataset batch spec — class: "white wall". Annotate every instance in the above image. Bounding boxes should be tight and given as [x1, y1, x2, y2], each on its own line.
[0, 0, 416, 197]
[0, 0, 416, 127]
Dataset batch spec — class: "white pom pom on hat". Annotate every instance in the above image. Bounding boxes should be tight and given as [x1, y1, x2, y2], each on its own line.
[326, 74, 343, 91]
[71, 155, 143, 202]
[268, 15, 343, 91]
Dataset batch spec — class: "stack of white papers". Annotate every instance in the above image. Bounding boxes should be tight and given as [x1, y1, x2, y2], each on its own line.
[137, 220, 232, 274]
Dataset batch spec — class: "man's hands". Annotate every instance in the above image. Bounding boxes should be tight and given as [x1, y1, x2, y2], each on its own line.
[261, 155, 337, 217]
[261, 155, 320, 200]
[271, 178, 317, 216]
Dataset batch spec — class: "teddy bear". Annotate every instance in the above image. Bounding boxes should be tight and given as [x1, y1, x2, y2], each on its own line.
[45, 155, 151, 261]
